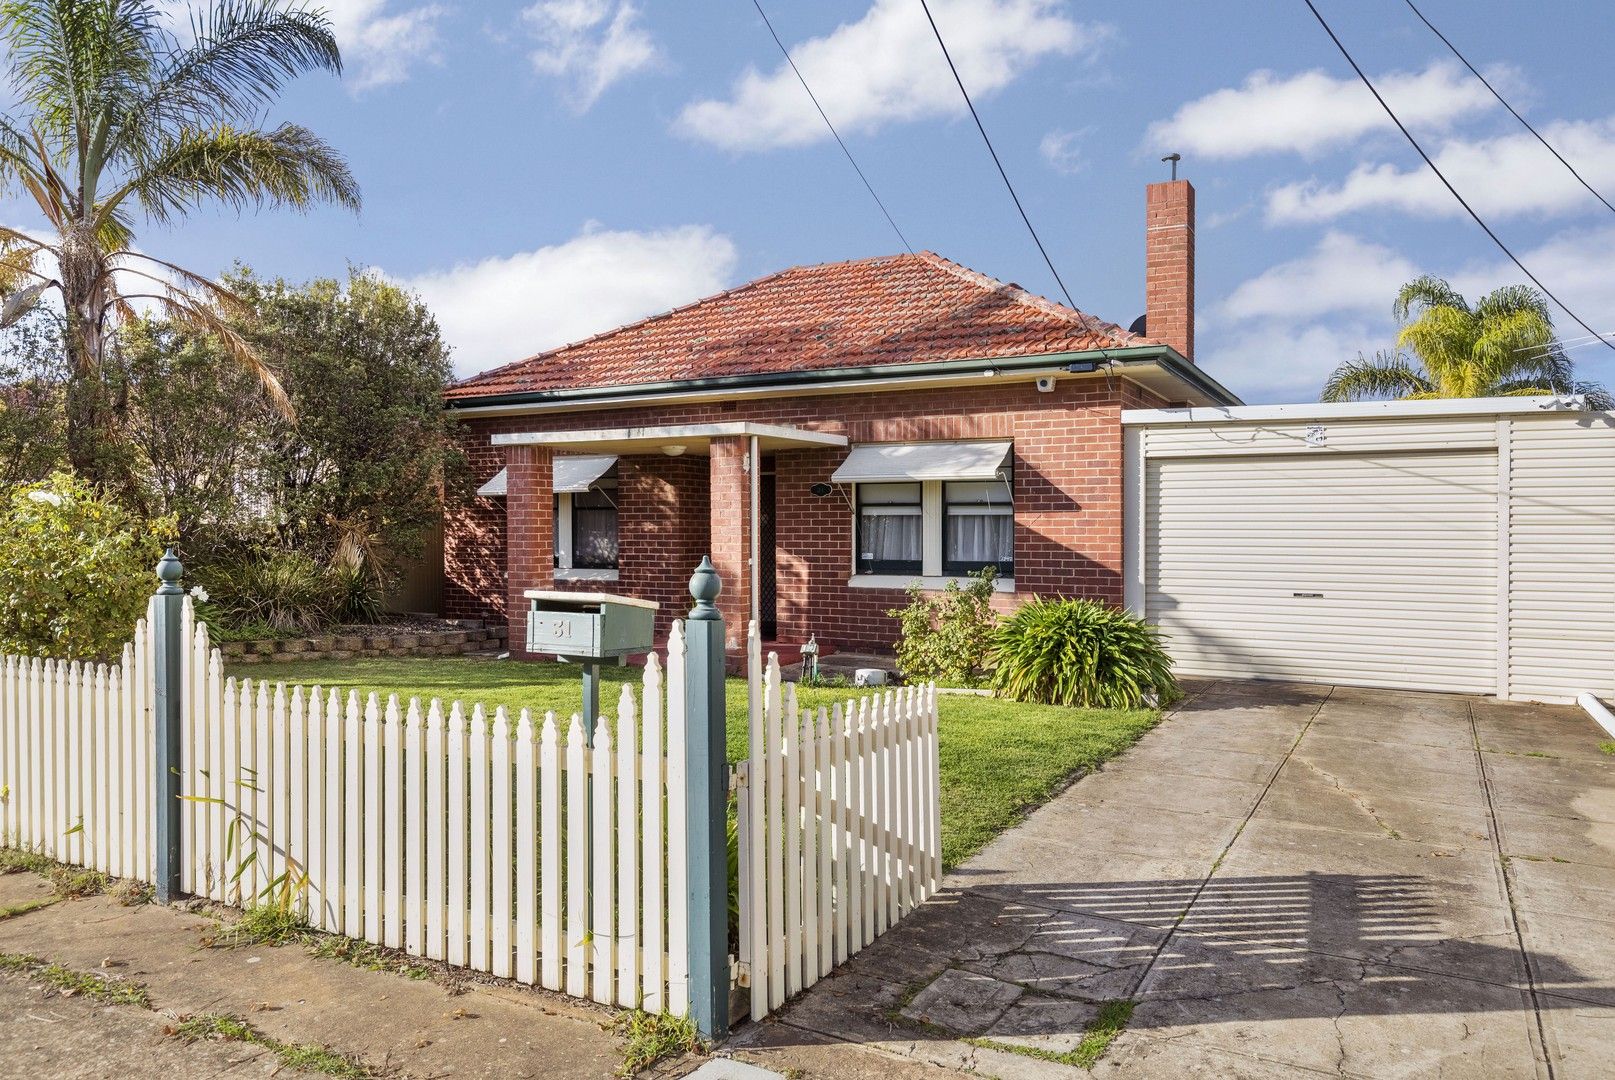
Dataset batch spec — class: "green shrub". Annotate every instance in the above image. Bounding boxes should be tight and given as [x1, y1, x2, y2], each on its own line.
[0, 473, 172, 658]
[990, 597, 1177, 709]
[212, 551, 336, 633]
[328, 559, 383, 625]
[886, 568, 999, 687]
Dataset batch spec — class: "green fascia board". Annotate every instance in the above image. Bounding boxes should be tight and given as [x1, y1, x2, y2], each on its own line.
[444, 345, 1243, 410]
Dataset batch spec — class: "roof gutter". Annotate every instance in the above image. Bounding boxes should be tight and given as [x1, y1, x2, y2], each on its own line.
[445, 345, 1243, 416]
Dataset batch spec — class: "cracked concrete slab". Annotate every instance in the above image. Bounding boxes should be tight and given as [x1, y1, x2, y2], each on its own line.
[901, 969, 1023, 1035]
[741, 682, 1615, 1078]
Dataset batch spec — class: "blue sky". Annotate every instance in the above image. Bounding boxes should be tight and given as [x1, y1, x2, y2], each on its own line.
[29, 0, 1615, 403]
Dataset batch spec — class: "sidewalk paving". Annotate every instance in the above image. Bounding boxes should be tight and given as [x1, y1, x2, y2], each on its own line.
[729, 680, 1615, 1079]
[0, 873, 632, 1078]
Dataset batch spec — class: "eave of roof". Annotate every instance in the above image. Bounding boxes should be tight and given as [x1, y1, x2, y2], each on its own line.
[443, 345, 1243, 415]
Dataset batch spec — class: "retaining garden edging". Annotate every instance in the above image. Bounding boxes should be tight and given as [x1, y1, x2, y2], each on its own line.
[219, 622, 508, 664]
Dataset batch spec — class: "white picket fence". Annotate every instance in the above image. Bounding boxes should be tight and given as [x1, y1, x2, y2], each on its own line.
[0, 600, 160, 880]
[0, 597, 944, 1028]
[0, 598, 693, 1014]
[736, 625, 942, 1022]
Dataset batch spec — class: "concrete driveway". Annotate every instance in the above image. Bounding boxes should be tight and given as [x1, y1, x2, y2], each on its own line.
[733, 680, 1615, 1079]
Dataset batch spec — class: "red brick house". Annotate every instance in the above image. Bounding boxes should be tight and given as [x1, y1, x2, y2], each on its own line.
[443, 179, 1239, 657]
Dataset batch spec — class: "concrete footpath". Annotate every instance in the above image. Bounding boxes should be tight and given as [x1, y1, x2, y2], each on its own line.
[0, 874, 635, 1078]
[732, 680, 1615, 1079]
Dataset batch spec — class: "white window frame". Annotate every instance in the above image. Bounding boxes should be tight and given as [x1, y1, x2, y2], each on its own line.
[848, 479, 1014, 591]
[554, 481, 620, 583]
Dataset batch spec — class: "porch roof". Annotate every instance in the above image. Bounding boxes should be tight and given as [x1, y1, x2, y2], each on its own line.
[489, 421, 848, 455]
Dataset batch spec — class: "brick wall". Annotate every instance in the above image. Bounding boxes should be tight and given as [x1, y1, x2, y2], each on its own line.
[444, 376, 1167, 654]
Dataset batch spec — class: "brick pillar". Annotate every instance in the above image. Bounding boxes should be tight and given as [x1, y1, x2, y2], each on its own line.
[1145, 178, 1195, 363]
[505, 444, 554, 658]
[707, 436, 753, 651]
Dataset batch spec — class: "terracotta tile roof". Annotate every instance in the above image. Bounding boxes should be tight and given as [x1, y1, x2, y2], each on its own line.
[445, 251, 1152, 400]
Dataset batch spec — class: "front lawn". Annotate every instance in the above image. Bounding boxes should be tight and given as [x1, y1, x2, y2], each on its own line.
[227, 656, 1159, 869]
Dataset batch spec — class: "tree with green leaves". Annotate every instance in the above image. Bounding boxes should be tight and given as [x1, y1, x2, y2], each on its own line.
[0, 0, 360, 485]
[1321, 275, 1611, 410]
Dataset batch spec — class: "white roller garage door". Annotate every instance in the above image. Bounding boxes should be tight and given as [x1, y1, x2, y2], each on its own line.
[1145, 450, 1498, 693]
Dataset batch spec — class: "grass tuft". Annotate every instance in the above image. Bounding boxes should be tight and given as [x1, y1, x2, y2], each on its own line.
[0, 952, 149, 1006]
[48, 865, 109, 898]
[0, 896, 59, 920]
[0, 848, 55, 876]
[171, 1013, 375, 1079]
[610, 1010, 701, 1076]
[207, 904, 311, 949]
[305, 935, 433, 980]
[966, 998, 1136, 1071]
[1600, 741, 1615, 757]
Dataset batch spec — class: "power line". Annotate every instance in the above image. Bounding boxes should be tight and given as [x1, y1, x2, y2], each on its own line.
[916, 0, 1077, 310]
[749, 0, 913, 255]
[1405, 0, 1615, 218]
[1303, 0, 1615, 355]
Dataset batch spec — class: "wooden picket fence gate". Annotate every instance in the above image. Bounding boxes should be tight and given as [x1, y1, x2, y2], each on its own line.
[736, 624, 942, 1022]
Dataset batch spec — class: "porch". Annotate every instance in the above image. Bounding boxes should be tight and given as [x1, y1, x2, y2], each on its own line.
[487, 422, 849, 654]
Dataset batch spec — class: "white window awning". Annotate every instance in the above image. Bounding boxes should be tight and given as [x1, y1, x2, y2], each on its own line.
[554, 454, 617, 493]
[475, 454, 618, 498]
[831, 440, 1012, 484]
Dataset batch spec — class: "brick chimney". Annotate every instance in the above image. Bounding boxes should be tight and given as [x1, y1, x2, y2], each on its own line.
[1145, 179, 1195, 362]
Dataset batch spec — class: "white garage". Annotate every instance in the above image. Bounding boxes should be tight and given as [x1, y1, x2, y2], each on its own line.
[1122, 397, 1615, 702]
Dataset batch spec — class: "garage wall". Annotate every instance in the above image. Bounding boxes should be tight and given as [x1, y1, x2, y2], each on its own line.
[1507, 413, 1615, 700]
[1125, 402, 1615, 702]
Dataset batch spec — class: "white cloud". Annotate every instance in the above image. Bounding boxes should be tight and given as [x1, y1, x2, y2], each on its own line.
[1201, 317, 1393, 404]
[523, 0, 659, 110]
[1205, 224, 1615, 404]
[678, 0, 1106, 152]
[1219, 232, 1415, 322]
[1146, 61, 1501, 160]
[1039, 128, 1090, 175]
[395, 224, 739, 377]
[1267, 117, 1615, 223]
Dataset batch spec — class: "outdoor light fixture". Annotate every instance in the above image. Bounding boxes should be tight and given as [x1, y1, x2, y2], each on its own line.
[809, 482, 833, 497]
[661, 444, 687, 457]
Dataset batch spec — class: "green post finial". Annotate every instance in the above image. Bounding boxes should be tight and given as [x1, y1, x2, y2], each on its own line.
[688, 556, 721, 621]
[156, 547, 184, 595]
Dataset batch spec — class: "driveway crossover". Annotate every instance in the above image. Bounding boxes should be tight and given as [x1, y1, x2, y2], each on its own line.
[733, 680, 1615, 1079]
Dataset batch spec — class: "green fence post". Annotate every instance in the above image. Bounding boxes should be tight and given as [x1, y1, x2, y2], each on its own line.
[152, 547, 185, 904]
[684, 558, 730, 1040]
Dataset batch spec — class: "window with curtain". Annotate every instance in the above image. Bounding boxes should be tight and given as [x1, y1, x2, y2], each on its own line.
[944, 480, 1013, 575]
[856, 482, 922, 574]
[572, 486, 619, 569]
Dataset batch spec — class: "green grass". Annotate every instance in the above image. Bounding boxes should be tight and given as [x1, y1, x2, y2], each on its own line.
[207, 904, 433, 980]
[171, 1013, 375, 1079]
[610, 1010, 701, 1076]
[0, 953, 150, 1006]
[233, 656, 1160, 869]
[966, 999, 1136, 1070]
[1600, 741, 1615, 757]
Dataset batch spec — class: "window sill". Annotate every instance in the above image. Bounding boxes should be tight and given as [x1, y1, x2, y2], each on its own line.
[555, 568, 620, 583]
[847, 574, 1015, 593]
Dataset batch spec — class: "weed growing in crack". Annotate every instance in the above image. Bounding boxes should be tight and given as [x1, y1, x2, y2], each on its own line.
[966, 998, 1137, 1071]
[0, 953, 149, 1006]
[169, 1013, 375, 1079]
[610, 1010, 701, 1076]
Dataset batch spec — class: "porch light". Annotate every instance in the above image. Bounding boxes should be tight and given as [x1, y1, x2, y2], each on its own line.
[661, 444, 687, 457]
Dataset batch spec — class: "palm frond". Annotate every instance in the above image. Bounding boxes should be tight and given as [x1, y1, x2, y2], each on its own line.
[1474, 283, 1555, 327]
[145, 0, 342, 128]
[120, 283, 291, 417]
[1320, 350, 1435, 402]
[108, 121, 359, 224]
[1393, 274, 1469, 322]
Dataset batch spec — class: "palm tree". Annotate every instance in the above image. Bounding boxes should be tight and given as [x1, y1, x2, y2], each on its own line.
[1321, 275, 1611, 410]
[0, 0, 360, 484]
